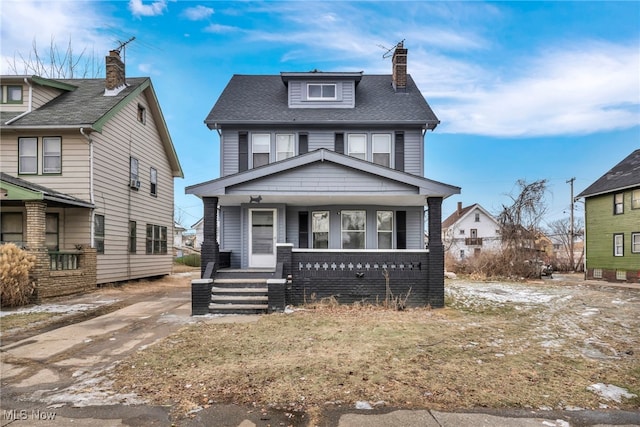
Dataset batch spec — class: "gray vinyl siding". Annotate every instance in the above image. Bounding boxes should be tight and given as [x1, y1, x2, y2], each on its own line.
[220, 128, 424, 177]
[228, 162, 417, 195]
[92, 91, 174, 284]
[220, 206, 241, 268]
[288, 80, 355, 109]
[237, 204, 286, 268]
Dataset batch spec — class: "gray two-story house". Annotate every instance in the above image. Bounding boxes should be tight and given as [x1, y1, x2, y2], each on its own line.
[187, 43, 460, 312]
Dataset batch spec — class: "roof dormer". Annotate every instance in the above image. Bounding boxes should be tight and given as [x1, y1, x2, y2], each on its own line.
[280, 71, 363, 109]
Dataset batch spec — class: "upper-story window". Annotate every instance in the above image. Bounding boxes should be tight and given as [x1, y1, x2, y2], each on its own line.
[347, 134, 366, 160]
[276, 134, 295, 161]
[475, 212, 481, 222]
[614, 193, 624, 215]
[632, 190, 640, 210]
[137, 104, 146, 124]
[18, 137, 37, 174]
[2, 85, 22, 103]
[372, 134, 391, 167]
[130, 157, 140, 189]
[150, 167, 157, 196]
[307, 83, 336, 100]
[252, 133, 270, 168]
[43, 137, 61, 174]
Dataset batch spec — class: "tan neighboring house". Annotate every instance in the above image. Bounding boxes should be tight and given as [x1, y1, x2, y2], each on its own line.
[0, 50, 183, 299]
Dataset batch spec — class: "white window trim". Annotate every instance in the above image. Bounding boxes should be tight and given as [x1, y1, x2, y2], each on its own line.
[614, 233, 624, 257]
[251, 133, 271, 168]
[632, 232, 640, 253]
[18, 137, 38, 174]
[347, 134, 367, 160]
[276, 133, 295, 161]
[376, 210, 393, 249]
[307, 83, 337, 100]
[312, 211, 330, 249]
[341, 210, 366, 249]
[372, 133, 391, 167]
[42, 137, 61, 174]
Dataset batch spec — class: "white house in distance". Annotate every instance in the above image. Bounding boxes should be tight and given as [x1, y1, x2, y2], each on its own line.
[442, 202, 501, 260]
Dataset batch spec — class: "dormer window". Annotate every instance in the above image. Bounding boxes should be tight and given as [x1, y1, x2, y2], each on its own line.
[307, 83, 336, 100]
[2, 85, 23, 103]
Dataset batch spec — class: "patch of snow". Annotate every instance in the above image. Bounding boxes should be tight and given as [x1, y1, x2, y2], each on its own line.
[587, 383, 637, 402]
[355, 401, 373, 410]
[0, 300, 119, 317]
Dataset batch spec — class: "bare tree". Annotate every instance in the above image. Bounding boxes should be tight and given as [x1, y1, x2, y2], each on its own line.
[547, 217, 584, 272]
[6, 36, 102, 78]
[496, 179, 548, 277]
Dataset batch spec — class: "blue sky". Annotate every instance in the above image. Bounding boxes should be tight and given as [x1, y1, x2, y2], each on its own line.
[2, 1, 639, 230]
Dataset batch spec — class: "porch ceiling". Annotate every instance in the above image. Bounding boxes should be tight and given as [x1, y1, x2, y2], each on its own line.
[216, 194, 431, 207]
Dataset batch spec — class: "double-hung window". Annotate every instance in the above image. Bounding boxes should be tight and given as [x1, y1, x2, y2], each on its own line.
[614, 193, 624, 214]
[341, 210, 366, 249]
[150, 167, 157, 196]
[614, 233, 624, 257]
[372, 134, 391, 167]
[129, 221, 137, 253]
[632, 232, 640, 254]
[18, 137, 37, 174]
[45, 213, 59, 250]
[312, 211, 329, 249]
[1, 212, 23, 245]
[347, 134, 366, 160]
[632, 190, 640, 210]
[252, 133, 270, 168]
[43, 137, 61, 174]
[307, 83, 336, 100]
[130, 157, 139, 189]
[94, 214, 105, 254]
[377, 211, 393, 249]
[276, 134, 295, 161]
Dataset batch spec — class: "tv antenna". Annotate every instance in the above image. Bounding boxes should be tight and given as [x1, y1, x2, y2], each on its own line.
[115, 36, 136, 54]
[378, 39, 405, 59]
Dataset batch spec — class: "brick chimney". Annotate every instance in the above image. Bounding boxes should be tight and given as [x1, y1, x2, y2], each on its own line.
[105, 50, 125, 93]
[392, 41, 407, 92]
[457, 202, 463, 215]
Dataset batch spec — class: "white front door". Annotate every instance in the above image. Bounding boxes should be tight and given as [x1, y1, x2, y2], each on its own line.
[249, 209, 277, 268]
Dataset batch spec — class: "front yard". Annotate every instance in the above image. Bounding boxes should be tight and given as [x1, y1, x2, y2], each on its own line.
[108, 277, 640, 420]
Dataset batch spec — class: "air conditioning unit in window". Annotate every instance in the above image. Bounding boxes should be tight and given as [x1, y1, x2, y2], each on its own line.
[129, 179, 141, 189]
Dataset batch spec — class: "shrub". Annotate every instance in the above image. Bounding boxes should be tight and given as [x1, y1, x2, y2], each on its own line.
[1, 243, 36, 307]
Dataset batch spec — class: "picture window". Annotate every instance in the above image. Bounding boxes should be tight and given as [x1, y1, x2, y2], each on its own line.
[341, 210, 366, 249]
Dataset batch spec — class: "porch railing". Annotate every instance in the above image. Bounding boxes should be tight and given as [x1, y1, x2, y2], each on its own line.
[49, 251, 81, 270]
[465, 237, 483, 246]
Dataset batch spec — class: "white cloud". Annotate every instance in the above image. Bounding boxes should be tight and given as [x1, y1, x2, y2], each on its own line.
[128, 0, 167, 18]
[203, 23, 241, 34]
[427, 41, 640, 137]
[183, 5, 214, 21]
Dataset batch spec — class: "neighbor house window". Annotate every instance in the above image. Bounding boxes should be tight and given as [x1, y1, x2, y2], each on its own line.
[150, 167, 157, 196]
[341, 210, 366, 249]
[616, 270, 627, 281]
[377, 210, 393, 249]
[1, 212, 23, 245]
[129, 220, 137, 253]
[137, 104, 146, 124]
[2, 85, 22, 103]
[475, 212, 481, 222]
[130, 157, 139, 188]
[18, 137, 37, 174]
[372, 134, 391, 167]
[614, 233, 624, 257]
[307, 83, 336, 100]
[276, 134, 295, 161]
[614, 193, 624, 214]
[43, 137, 61, 174]
[593, 268, 603, 279]
[252, 133, 270, 168]
[146, 224, 167, 254]
[94, 214, 105, 254]
[632, 232, 640, 253]
[45, 213, 59, 250]
[632, 190, 640, 209]
[347, 134, 366, 160]
[312, 211, 329, 249]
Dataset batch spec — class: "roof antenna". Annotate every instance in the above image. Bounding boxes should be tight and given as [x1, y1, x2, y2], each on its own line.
[378, 39, 405, 59]
[115, 36, 136, 55]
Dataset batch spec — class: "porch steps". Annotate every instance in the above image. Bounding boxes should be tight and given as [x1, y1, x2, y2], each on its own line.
[209, 270, 272, 315]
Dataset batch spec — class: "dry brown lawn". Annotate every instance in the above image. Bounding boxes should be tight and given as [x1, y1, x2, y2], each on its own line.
[110, 279, 640, 420]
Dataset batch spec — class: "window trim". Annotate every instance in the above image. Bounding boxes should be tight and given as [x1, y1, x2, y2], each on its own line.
[341, 210, 366, 249]
[42, 136, 62, 174]
[632, 232, 640, 254]
[613, 233, 624, 257]
[311, 211, 330, 249]
[307, 83, 337, 100]
[18, 137, 38, 175]
[95, 214, 105, 254]
[276, 133, 295, 162]
[632, 190, 640, 210]
[1, 212, 24, 245]
[130, 157, 140, 189]
[251, 133, 271, 168]
[614, 193, 624, 215]
[4, 85, 23, 103]
[347, 134, 367, 161]
[376, 210, 393, 249]
[146, 223, 168, 255]
[45, 213, 59, 251]
[150, 167, 157, 196]
[372, 134, 391, 167]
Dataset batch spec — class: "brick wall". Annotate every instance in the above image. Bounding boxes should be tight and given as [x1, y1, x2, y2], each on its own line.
[34, 249, 97, 300]
[586, 268, 640, 284]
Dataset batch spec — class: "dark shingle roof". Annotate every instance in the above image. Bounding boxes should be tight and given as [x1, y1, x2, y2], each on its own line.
[2, 77, 149, 128]
[204, 74, 439, 127]
[442, 204, 477, 229]
[577, 149, 640, 198]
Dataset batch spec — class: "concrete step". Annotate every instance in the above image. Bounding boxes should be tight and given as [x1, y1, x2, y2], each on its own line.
[211, 287, 268, 293]
[214, 278, 269, 284]
[211, 295, 268, 302]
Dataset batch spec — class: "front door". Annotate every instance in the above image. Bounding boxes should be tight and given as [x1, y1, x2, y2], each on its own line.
[249, 209, 277, 268]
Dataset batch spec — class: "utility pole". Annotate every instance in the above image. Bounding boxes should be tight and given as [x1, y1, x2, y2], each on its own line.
[567, 177, 575, 271]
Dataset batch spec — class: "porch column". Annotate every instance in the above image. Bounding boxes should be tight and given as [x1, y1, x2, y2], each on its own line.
[25, 201, 49, 301]
[201, 197, 220, 277]
[426, 197, 444, 308]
